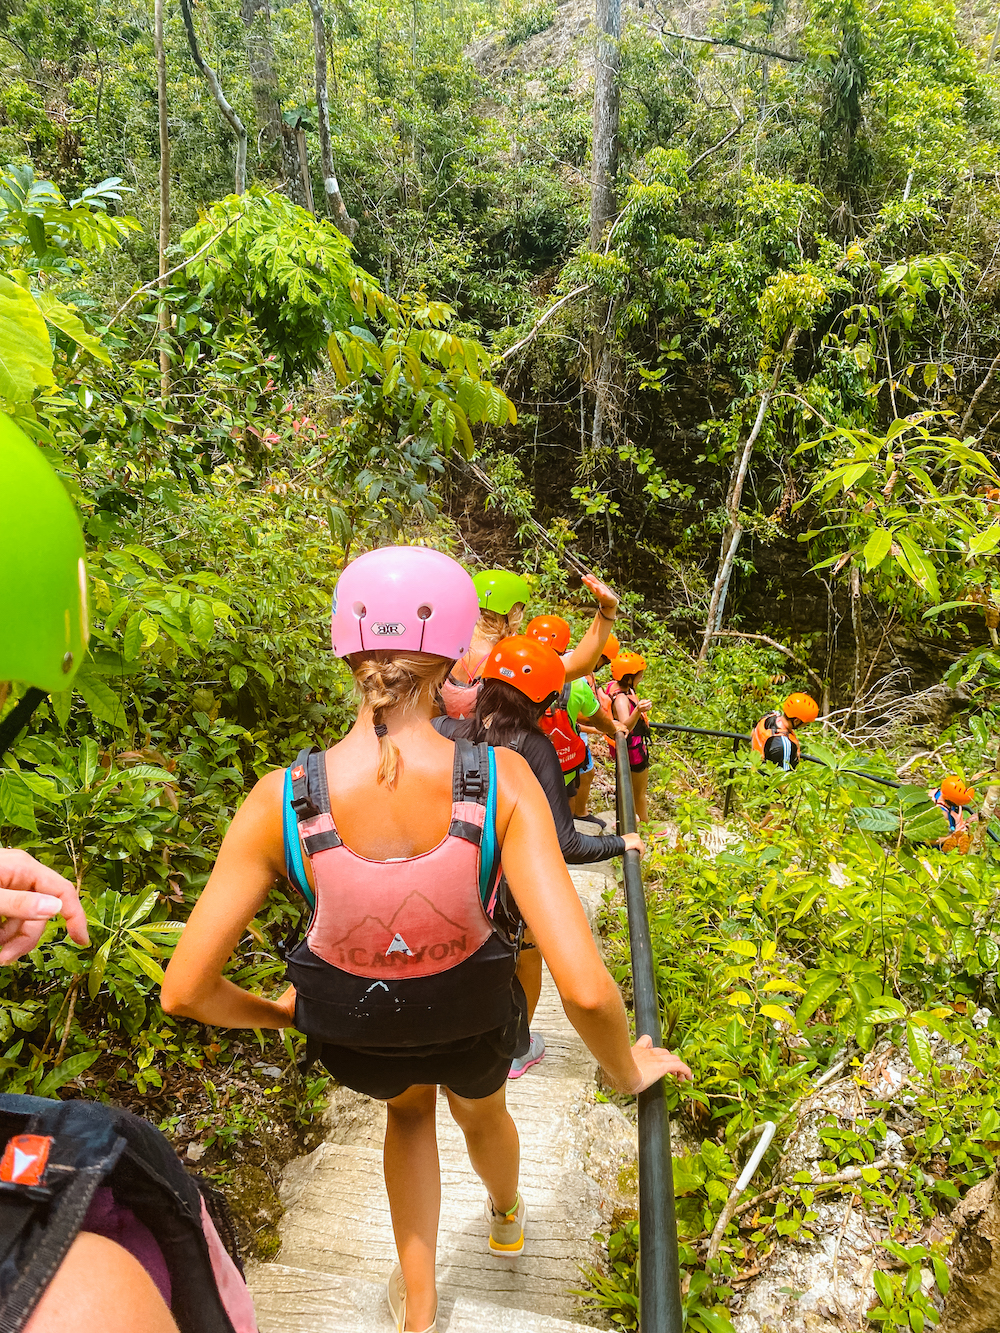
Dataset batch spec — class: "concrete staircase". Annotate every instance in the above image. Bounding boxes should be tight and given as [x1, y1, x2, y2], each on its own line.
[247, 837, 633, 1333]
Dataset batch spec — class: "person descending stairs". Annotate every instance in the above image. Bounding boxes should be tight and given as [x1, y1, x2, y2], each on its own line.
[162, 546, 690, 1333]
[750, 692, 820, 771]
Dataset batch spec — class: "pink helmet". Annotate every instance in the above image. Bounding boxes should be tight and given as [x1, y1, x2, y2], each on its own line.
[331, 546, 479, 659]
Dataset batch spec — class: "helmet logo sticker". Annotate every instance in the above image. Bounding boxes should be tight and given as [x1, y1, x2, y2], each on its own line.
[498, 666, 514, 678]
[371, 622, 406, 636]
[386, 933, 414, 956]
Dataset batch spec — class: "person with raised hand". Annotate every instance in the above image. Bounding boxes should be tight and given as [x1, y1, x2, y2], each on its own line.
[435, 634, 643, 1079]
[162, 546, 690, 1333]
[440, 568, 620, 719]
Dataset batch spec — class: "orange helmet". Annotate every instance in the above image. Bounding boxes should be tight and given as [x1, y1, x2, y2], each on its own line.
[611, 651, 646, 681]
[783, 693, 819, 726]
[940, 775, 976, 806]
[598, 631, 620, 664]
[525, 614, 571, 653]
[480, 635, 566, 705]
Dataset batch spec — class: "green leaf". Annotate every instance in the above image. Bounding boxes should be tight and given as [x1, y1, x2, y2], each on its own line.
[33, 290, 111, 365]
[725, 939, 758, 957]
[696, 1311, 735, 1333]
[77, 673, 126, 729]
[970, 716, 990, 748]
[50, 689, 73, 730]
[229, 664, 248, 691]
[88, 937, 113, 999]
[894, 534, 941, 602]
[0, 771, 37, 832]
[796, 972, 842, 1023]
[124, 942, 165, 984]
[863, 528, 893, 572]
[35, 1050, 99, 1099]
[0, 275, 55, 402]
[873, 1271, 895, 1309]
[852, 806, 900, 833]
[906, 1020, 932, 1074]
[123, 611, 143, 661]
[189, 598, 215, 645]
[970, 525, 1000, 556]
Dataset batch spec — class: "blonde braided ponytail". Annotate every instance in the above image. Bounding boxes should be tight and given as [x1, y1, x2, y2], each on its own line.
[350, 651, 452, 788]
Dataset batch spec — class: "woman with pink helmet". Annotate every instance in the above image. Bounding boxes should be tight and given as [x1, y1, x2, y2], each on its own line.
[162, 545, 689, 1333]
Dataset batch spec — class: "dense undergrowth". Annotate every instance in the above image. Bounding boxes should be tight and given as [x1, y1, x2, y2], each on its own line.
[586, 642, 1000, 1330]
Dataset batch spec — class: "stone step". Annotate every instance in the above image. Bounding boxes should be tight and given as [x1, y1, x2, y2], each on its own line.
[248, 1262, 596, 1332]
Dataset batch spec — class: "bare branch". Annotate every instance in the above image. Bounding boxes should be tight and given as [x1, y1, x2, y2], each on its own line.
[653, 21, 802, 63]
[705, 630, 825, 692]
[499, 285, 592, 363]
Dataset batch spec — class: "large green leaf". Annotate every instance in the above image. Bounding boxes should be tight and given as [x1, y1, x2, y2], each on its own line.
[33, 290, 111, 365]
[0, 276, 54, 402]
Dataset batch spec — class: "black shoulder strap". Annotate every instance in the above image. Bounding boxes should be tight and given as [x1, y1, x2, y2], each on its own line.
[559, 683, 571, 710]
[509, 732, 526, 754]
[289, 747, 342, 856]
[449, 739, 489, 845]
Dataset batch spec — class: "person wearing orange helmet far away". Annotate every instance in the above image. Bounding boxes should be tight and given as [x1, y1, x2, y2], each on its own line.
[751, 693, 820, 771]
[572, 631, 619, 824]
[606, 652, 653, 823]
[930, 776, 979, 853]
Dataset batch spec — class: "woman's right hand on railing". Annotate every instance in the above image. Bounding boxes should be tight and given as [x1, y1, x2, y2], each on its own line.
[622, 833, 646, 857]
[623, 1033, 692, 1093]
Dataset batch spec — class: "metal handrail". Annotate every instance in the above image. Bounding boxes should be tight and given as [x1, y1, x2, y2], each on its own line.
[646, 720, 1000, 843]
[614, 732, 683, 1333]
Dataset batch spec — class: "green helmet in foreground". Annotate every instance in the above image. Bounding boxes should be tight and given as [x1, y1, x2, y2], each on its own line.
[0, 413, 89, 692]
[472, 569, 531, 614]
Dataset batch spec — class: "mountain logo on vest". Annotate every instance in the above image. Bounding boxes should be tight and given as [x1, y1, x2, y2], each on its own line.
[371, 622, 406, 636]
[327, 891, 472, 971]
[0, 1134, 53, 1187]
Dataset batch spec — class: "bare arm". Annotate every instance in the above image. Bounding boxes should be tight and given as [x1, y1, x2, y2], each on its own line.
[161, 769, 295, 1029]
[562, 575, 619, 682]
[495, 751, 689, 1092]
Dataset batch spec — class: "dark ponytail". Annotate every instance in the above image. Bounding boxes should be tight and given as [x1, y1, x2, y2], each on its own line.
[455, 678, 546, 749]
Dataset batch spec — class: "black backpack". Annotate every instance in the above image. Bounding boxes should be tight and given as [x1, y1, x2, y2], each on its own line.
[0, 1093, 253, 1333]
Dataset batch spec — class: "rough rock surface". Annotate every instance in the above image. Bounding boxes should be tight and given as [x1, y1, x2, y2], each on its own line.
[939, 1173, 1000, 1333]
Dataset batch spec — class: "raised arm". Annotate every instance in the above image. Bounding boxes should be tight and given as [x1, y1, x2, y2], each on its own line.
[495, 751, 689, 1092]
[161, 769, 296, 1029]
[562, 575, 620, 682]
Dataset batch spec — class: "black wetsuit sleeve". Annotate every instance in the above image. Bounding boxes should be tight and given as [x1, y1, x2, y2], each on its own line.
[435, 716, 625, 861]
[521, 732, 626, 863]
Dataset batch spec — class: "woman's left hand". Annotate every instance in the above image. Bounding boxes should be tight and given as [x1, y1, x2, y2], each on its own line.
[581, 573, 619, 618]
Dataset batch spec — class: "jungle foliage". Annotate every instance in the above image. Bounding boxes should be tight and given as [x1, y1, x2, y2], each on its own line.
[5, 0, 1000, 1310]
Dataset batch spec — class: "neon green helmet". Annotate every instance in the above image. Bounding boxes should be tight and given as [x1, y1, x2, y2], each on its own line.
[472, 569, 531, 614]
[0, 413, 89, 691]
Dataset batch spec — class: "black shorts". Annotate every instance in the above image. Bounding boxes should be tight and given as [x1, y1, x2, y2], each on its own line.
[317, 992, 528, 1101]
[629, 757, 650, 774]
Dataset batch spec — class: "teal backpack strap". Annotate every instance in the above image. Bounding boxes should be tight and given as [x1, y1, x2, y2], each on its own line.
[479, 744, 500, 908]
[282, 763, 315, 908]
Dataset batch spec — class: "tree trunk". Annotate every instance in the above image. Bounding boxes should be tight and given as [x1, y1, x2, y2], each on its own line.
[239, 0, 306, 202]
[294, 127, 315, 212]
[848, 562, 865, 728]
[307, 0, 357, 236]
[154, 0, 170, 401]
[590, 0, 621, 249]
[179, 0, 247, 193]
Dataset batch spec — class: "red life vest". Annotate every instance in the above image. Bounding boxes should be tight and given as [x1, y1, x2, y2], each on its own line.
[282, 741, 521, 1049]
[539, 684, 587, 774]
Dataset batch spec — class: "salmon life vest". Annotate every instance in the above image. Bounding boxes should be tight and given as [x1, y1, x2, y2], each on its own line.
[751, 713, 800, 770]
[439, 651, 491, 719]
[0, 1094, 256, 1333]
[281, 740, 521, 1049]
[539, 684, 588, 775]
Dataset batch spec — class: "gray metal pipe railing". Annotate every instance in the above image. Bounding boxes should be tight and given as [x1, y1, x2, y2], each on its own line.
[614, 732, 684, 1333]
[646, 720, 1000, 843]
